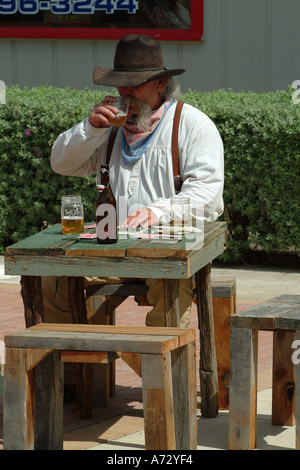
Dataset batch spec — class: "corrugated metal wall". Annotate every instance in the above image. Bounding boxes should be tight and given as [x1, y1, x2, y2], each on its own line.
[1, 0, 300, 92]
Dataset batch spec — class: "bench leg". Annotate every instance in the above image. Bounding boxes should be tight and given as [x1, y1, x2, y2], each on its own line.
[272, 330, 295, 425]
[141, 351, 176, 450]
[4, 348, 35, 450]
[172, 342, 197, 449]
[228, 327, 258, 450]
[34, 350, 64, 449]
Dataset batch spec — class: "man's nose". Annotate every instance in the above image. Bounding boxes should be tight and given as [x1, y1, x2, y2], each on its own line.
[118, 86, 133, 96]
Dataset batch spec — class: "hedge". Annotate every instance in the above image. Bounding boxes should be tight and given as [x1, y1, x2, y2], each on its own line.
[0, 85, 299, 264]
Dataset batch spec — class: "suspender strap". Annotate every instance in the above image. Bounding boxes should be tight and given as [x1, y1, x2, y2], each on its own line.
[106, 126, 118, 165]
[172, 100, 184, 193]
[105, 100, 184, 192]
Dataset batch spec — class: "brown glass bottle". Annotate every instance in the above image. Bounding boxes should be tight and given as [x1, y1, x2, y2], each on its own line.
[96, 165, 118, 244]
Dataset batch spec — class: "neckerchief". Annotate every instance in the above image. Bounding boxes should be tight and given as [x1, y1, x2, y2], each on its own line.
[121, 99, 174, 165]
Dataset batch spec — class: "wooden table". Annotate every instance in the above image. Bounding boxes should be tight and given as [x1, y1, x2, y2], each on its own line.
[5, 221, 227, 418]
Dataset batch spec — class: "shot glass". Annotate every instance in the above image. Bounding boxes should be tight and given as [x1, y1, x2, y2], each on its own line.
[108, 96, 130, 127]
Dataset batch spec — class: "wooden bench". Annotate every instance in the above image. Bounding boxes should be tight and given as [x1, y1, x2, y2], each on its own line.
[86, 278, 236, 412]
[228, 294, 300, 450]
[3, 323, 197, 450]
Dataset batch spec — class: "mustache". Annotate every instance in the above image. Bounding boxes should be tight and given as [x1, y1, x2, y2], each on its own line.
[127, 96, 152, 132]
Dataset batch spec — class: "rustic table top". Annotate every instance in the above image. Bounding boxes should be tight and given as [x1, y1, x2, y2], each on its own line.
[5, 221, 227, 279]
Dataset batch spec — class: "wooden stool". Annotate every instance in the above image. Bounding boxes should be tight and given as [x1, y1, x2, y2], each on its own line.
[86, 278, 236, 412]
[228, 294, 300, 450]
[3, 323, 197, 450]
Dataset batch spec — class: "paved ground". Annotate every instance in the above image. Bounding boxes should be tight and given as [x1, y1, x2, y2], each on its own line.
[0, 256, 299, 451]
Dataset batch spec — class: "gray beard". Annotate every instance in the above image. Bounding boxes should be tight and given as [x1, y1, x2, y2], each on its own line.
[128, 97, 155, 132]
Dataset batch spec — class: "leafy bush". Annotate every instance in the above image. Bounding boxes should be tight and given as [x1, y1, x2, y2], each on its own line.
[182, 88, 300, 263]
[1, 86, 299, 264]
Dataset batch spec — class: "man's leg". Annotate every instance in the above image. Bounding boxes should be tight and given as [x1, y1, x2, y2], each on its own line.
[145, 277, 195, 328]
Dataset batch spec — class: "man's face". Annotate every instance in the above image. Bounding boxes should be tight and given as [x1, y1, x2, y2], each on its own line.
[117, 78, 166, 116]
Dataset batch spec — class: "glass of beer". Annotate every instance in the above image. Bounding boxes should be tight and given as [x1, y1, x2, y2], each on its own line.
[108, 96, 129, 127]
[61, 195, 84, 234]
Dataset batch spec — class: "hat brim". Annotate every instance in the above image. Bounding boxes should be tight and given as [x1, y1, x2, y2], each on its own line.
[93, 67, 185, 87]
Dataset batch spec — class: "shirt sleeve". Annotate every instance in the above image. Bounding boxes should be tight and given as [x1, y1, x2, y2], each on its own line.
[50, 117, 109, 177]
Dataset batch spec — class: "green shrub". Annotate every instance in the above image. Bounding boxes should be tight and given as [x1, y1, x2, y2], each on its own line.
[1, 86, 299, 264]
[182, 88, 300, 263]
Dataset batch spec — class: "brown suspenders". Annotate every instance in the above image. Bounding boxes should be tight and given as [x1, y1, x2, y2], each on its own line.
[105, 100, 184, 193]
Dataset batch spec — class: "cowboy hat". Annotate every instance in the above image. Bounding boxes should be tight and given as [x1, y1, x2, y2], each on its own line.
[93, 34, 185, 87]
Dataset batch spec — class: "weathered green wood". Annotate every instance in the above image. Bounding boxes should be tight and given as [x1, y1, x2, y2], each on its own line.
[5, 223, 227, 279]
[5, 224, 78, 256]
[231, 296, 300, 331]
[5, 254, 189, 279]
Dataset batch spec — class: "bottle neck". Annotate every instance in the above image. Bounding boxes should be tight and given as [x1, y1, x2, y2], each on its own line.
[97, 166, 110, 191]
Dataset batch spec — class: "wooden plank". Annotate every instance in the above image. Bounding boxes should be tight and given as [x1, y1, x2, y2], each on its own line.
[3, 348, 35, 450]
[126, 234, 205, 259]
[228, 328, 258, 450]
[5, 224, 78, 256]
[141, 351, 176, 450]
[34, 350, 64, 450]
[64, 236, 130, 258]
[21, 276, 44, 327]
[26, 348, 53, 371]
[5, 253, 189, 279]
[4, 329, 181, 355]
[126, 222, 227, 259]
[171, 343, 197, 450]
[272, 330, 295, 426]
[26, 323, 196, 344]
[60, 350, 118, 363]
[164, 279, 180, 327]
[231, 299, 300, 331]
[68, 276, 92, 419]
[195, 264, 219, 418]
[118, 352, 141, 376]
[213, 293, 235, 410]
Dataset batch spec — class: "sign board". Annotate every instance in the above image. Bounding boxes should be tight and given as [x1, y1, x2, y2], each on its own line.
[0, 0, 203, 40]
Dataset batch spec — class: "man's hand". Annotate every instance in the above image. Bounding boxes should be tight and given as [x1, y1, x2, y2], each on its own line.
[89, 96, 119, 128]
[120, 208, 158, 230]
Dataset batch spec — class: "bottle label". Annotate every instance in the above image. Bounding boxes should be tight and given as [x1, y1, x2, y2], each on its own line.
[96, 204, 117, 240]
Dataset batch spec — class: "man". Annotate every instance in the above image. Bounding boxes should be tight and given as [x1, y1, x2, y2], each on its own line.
[44, 34, 224, 329]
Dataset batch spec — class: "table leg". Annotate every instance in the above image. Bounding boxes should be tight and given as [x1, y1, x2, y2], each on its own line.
[68, 277, 93, 419]
[163, 279, 180, 327]
[195, 263, 219, 417]
[21, 275, 44, 327]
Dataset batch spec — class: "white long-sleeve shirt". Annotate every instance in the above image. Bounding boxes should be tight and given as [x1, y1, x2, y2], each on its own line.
[51, 102, 224, 225]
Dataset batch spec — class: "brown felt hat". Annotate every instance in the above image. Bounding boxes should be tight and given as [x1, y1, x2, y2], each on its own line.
[93, 34, 185, 87]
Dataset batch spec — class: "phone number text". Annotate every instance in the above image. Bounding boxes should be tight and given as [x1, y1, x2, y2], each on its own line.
[0, 0, 139, 15]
